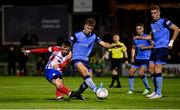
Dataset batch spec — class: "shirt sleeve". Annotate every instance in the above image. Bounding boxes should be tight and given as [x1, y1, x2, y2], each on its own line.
[95, 35, 102, 43]
[163, 18, 173, 28]
[50, 46, 62, 52]
[69, 33, 77, 44]
[30, 48, 49, 53]
[121, 44, 127, 52]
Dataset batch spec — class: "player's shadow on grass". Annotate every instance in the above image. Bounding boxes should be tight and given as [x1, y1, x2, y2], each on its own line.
[45, 98, 88, 101]
[45, 98, 70, 102]
[109, 91, 125, 94]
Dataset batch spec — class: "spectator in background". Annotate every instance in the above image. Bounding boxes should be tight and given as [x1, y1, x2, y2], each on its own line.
[17, 47, 28, 76]
[19, 32, 39, 76]
[7, 45, 16, 76]
[35, 56, 46, 76]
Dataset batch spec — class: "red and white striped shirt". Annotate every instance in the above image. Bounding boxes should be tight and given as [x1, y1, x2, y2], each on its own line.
[30, 46, 70, 72]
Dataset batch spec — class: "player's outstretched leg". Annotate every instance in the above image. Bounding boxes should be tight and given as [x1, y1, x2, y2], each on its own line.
[69, 82, 88, 100]
[84, 75, 98, 92]
[56, 89, 64, 101]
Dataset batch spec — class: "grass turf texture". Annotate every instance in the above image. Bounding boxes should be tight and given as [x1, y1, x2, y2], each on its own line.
[0, 76, 180, 109]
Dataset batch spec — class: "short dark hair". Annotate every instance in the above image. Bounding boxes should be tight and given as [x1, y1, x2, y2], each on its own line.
[85, 18, 96, 27]
[150, 5, 160, 11]
[113, 33, 120, 36]
[136, 23, 144, 28]
[62, 40, 71, 48]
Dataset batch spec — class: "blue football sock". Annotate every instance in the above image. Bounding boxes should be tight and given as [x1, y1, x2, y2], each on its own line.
[155, 73, 163, 95]
[128, 76, 134, 91]
[141, 75, 150, 90]
[84, 75, 97, 93]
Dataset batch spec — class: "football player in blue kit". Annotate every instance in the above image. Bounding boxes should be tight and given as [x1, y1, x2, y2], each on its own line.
[134, 5, 179, 99]
[127, 23, 152, 95]
[69, 18, 119, 100]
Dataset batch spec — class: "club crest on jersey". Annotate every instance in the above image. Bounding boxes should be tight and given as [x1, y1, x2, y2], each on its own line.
[79, 37, 84, 41]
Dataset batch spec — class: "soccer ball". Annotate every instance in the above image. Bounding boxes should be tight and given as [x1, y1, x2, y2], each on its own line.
[96, 88, 108, 99]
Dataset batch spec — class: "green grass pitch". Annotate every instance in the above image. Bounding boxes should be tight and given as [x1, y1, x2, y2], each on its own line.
[0, 76, 180, 109]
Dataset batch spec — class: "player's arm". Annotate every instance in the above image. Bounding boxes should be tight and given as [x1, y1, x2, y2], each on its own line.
[101, 51, 110, 61]
[98, 41, 114, 48]
[53, 58, 71, 69]
[131, 45, 136, 63]
[140, 40, 154, 50]
[99, 41, 122, 49]
[94, 35, 118, 48]
[168, 24, 180, 48]
[134, 34, 152, 40]
[58, 59, 71, 68]
[122, 45, 128, 64]
[53, 51, 72, 69]
[22, 46, 61, 54]
[140, 45, 153, 50]
[22, 47, 49, 54]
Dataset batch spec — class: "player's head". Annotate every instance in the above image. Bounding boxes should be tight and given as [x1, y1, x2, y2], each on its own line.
[150, 5, 160, 21]
[61, 40, 71, 56]
[136, 23, 144, 36]
[83, 18, 96, 35]
[112, 34, 120, 42]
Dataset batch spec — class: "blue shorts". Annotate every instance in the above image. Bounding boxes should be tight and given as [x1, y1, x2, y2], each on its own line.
[72, 60, 92, 72]
[131, 59, 149, 69]
[149, 48, 169, 65]
[45, 69, 63, 83]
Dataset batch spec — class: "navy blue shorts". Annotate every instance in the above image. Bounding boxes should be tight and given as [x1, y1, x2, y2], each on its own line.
[149, 48, 169, 64]
[45, 69, 63, 83]
[72, 60, 92, 72]
[131, 59, 149, 69]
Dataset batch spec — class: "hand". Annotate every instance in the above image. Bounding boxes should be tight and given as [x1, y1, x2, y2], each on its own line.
[112, 44, 121, 48]
[125, 60, 128, 64]
[149, 40, 154, 45]
[140, 45, 146, 50]
[53, 64, 59, 69]
[22, 50, 30, 55]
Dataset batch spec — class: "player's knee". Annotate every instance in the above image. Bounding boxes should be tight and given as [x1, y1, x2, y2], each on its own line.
[148, 68, 154, 73]
[129, 71, 134, 76]
[139, 71, 144, 76]
[129, 69, 135, 76]
[112, 69, 118, 75]
[54, 80, 63, 88]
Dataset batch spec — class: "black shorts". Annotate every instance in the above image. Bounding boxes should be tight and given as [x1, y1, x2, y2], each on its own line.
[111, 59, 122, 70]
